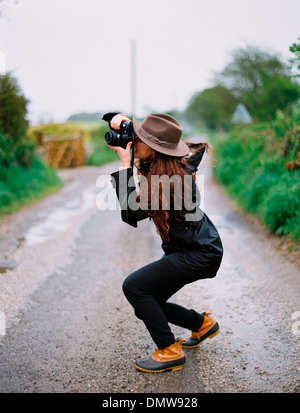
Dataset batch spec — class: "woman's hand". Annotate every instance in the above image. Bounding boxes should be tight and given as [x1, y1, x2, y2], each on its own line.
[106, 114, 133, 168]
[108, 142, 133, 169]
[110, 113, 131, 130]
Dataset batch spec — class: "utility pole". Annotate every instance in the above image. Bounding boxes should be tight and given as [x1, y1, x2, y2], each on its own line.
[130, 40, 136, 117]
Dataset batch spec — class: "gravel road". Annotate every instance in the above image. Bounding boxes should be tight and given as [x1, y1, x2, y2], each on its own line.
[0, 140, 299, 393]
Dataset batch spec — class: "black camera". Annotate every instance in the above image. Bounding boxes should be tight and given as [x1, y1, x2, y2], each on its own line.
[105, 121, 136, 149]
[103, 113, 136, 149]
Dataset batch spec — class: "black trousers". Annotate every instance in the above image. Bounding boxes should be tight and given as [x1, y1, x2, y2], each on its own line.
[122, 252, 218, 349]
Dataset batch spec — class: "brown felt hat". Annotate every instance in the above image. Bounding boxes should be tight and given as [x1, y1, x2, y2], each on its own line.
[132, 114, 189, 157]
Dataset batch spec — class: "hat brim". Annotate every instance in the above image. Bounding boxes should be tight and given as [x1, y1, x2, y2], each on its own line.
[133, 118, 189, 157]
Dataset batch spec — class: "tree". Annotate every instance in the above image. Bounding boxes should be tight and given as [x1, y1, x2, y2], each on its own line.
[185, 84, 238, 130]
[245, 71, 300, 121]
[0, 73, 29, 140]
[216, 45, 300, 121]
[0, 73, 35, 168]
[290, 38, 300, 78]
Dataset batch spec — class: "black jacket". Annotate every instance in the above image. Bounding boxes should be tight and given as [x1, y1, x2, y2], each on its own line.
[110, 143, 223, 275]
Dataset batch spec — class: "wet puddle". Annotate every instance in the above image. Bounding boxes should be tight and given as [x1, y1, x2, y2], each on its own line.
[0, 189, 98, 274]
[0, 259, 18, 274]
[25, 189, 96, 246]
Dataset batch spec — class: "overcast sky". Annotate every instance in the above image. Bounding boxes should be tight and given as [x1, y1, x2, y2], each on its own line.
[0, 0, 299, 124]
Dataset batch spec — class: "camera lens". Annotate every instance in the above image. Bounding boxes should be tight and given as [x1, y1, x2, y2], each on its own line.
[105, 130, 121, 146]
[104, 120, 136, 149]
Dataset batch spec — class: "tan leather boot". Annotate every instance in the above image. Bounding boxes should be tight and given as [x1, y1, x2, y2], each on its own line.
[180, 310, 220, 349]
[134, 342, 185, 373]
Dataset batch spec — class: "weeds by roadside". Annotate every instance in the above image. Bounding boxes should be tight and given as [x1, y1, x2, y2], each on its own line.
[209, 100, 300, 246]
[0, 157, 63, 216]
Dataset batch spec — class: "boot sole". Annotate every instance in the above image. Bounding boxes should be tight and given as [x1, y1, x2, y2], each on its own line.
[134, 363, 185, 373]
[181, 324, 220, 349]
[134, 357, 186, 373]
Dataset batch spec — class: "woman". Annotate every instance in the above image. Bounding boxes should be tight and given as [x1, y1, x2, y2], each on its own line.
[107, 112, 223, 373]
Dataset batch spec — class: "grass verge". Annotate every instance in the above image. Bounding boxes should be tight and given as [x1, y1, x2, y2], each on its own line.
[208, 124, 300, 247]
[0, 157, 63, 216]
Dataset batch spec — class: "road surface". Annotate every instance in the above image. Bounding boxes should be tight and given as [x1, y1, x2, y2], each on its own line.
[0, 139, 299, 393]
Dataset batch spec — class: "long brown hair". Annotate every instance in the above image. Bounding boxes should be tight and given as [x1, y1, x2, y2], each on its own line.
[135, 142, 215, 242]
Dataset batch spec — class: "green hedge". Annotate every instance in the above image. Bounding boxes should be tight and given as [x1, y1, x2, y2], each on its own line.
[0, 157, 63, 215]
[210, 105, 300, 243]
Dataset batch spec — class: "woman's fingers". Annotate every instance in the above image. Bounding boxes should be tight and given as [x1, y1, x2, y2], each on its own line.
[107, 145, 122, 157]
[107, 141, 132, 153]
[111, 114, 130, 129]
[126, 141, 133, 152]
[106, 141, 132, 168]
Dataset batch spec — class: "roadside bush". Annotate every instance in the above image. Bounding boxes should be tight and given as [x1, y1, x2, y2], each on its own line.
[0, 157, 63, 214]
[0, 130, 15, 168]
[0, 74, 64, 215]
[261, 177, 300, 235]
[0, 74, 29, 141]
[0, 73, 37, 170]
[211, 119, 300, 243]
